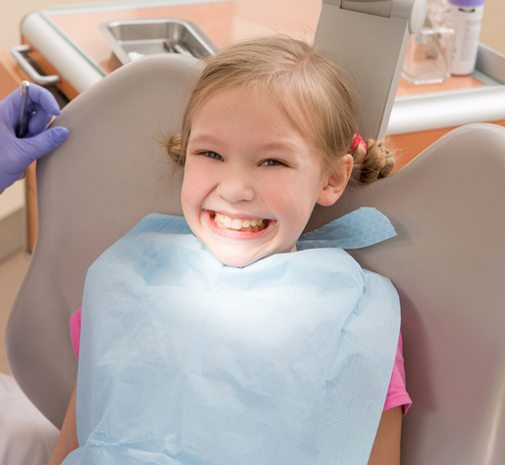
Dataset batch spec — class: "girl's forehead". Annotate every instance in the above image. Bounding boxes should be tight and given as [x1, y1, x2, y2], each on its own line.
[191, 86, 305, 136]
[192, 81, 305, 127]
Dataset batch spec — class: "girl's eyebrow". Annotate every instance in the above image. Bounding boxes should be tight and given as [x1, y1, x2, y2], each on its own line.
[257, 141, 298, 153]
[188, 133, 222, 145]
[190, 133, 297, 152]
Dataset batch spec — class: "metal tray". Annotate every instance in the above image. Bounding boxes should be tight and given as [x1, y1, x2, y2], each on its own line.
[100, 18, 217, 64]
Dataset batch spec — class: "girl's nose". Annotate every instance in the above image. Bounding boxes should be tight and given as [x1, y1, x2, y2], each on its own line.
[216, 173, 255, 203]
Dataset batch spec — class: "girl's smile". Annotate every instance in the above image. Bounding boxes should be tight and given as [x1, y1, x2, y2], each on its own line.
[203, 209, 275, 240]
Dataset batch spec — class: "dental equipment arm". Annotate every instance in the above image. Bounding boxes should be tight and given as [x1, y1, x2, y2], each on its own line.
[0, 84, 69, 192]
[314, 0, 427, 139]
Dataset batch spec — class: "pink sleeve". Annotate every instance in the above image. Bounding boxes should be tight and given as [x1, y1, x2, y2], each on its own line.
[69, 307, 82, 359]
[383, 333, 412, 414]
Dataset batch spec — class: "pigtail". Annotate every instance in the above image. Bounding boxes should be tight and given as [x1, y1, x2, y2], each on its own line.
[350, 137, 395, 184]
[166, 133, 185, 165]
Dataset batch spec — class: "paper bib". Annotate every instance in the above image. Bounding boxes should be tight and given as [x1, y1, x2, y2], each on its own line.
[63, 212, 400, 465]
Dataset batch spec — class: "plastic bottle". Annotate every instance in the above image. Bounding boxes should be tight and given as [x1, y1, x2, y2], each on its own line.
[449, 0, 485, 75]
[402, 0, 454, 85]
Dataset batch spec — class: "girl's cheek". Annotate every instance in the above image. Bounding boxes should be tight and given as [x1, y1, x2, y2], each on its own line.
[182, 161, 215, 206]
[182, 161, 203, 189]
[260, 175, 296, 209]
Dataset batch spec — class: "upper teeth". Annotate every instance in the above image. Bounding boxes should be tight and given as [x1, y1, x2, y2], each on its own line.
[214, 213, 265, 230]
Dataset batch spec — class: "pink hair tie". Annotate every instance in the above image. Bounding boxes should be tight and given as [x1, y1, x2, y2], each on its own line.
[349, 134, 367, 154]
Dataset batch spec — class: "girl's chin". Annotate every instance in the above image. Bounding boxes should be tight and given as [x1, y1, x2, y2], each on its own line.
[219, 256, 257, 267]
[207, 243, 268, 267]
[205, 239, 297, 267]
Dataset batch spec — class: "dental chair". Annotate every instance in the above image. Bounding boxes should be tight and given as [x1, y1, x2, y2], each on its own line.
[4, 51, 505, 465]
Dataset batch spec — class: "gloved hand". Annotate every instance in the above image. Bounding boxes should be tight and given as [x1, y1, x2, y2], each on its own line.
[0, 84, 69, 192]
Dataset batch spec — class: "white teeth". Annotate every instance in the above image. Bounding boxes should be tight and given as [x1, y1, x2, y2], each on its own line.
[231, 218, 242, 230]
[213, 213, 266, 231]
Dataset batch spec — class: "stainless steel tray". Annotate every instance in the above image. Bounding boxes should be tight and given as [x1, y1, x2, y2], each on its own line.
[100, 18, 217, 64]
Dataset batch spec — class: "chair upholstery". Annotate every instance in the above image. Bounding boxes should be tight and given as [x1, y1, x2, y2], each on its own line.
[310, 123, 505, 465]
[6, 53, 505, 465]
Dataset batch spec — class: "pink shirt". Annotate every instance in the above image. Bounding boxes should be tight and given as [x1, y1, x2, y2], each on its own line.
[70, 308, 411, 413]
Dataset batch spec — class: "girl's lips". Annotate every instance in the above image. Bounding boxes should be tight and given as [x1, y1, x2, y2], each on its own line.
[203, 210, 275, 239]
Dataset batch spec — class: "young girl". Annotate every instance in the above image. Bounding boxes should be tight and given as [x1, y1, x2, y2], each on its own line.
[48, 35, 410, 465]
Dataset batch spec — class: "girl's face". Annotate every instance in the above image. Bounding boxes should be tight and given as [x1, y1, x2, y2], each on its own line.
[181, 85, 352, 267]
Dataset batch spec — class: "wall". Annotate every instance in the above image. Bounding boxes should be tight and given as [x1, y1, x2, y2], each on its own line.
[481, 0, 505, 55]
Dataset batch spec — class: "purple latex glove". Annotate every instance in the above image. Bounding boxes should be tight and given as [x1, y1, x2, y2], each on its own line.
[0, 84, 69, 191]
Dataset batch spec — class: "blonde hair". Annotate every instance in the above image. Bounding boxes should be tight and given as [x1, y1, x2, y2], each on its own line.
[167, 35, 394, 184]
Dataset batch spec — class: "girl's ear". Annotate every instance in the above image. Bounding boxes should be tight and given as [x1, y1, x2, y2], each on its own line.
[317, 154, 353, 207]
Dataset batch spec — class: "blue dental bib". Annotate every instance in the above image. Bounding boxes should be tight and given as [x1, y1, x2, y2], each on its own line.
[64, 209, 400, 465]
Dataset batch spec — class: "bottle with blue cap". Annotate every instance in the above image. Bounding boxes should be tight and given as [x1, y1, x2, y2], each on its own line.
[449, 0, 485, 75]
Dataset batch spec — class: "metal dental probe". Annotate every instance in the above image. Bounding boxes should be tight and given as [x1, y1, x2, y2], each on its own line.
[15, 80, 31, 138]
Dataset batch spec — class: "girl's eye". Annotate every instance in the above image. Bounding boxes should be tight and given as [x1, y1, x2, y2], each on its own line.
[201, 151, 223, 161]
[261, 159, 286, 167]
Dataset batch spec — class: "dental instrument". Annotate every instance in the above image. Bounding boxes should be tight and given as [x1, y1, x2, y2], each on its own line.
[15, 81, 31, 138]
